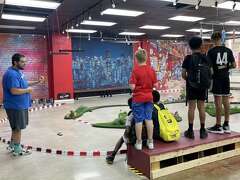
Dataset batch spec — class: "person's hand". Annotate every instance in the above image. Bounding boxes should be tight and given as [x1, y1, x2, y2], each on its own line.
[39, 76, 45, 83]
[27, 87, 33, 94]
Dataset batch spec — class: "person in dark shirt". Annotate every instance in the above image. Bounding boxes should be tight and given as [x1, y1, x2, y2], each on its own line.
[152, 90, 165, 140]
[207, 32, 236, 134]
[182, 36, 209, 139]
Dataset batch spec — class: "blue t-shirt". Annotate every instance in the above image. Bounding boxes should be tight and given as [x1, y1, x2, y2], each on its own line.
[2, 67, 31, 110]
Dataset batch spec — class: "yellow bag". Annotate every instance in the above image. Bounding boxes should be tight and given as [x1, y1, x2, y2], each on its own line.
[154, 104, 181, 142]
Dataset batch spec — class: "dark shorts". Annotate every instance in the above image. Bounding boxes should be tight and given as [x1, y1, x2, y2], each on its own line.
[187, 87, 207, 101]
[6, 109, 29, 130]
[132, 102, 153, 123]
[212, 77, 230, 96]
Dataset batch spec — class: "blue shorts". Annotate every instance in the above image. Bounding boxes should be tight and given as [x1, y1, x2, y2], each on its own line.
[132, 102, 153, 123]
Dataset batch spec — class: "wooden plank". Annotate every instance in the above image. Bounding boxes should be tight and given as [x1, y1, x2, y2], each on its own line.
[235, 142, 240, 149]
[150, 138, 240, 163]
[151, 162, 160, 171]
[151, 149, 240, 179]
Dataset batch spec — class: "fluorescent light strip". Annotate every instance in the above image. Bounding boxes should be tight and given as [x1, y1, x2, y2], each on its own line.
[225, 21, 240, 25]
[2, 14, 46, 22]
[81, 20, 117, 26]
[66, 29, 97, 34]
[139, 25, 170, 30]
[226, 31, 240, 35]
[186, 28, 212, 33]
[101, 8, 145, 17]
[161, 34, 184, 38]
[169, 16, 205, 22]
[218, 1, 240, 11]
[0, 25, 36, 30]
[5, 0, 61, 9]
[119, 32, 145, 36]
[202, 36, 211, 39]
[159, 0, 174, 2]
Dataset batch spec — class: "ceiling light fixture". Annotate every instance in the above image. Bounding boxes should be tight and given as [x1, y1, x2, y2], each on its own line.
[218, 1, 240, 11]
[169, 15, 205, 22]
[161, 34, 184, 38]
[5, 0, 61, 9]
[225, 20, 240, 25]
[186, 28, 212, 33]
[119, 32, 145, 36]
[195, 0, 202, 10]
[81, 20, 117, 26]
[66, 29, 97, 34]
[0, 25, 36, 30]
[111, 0, 116, 8]
[139, 25, 170, 30]
[101, 8, 145, 17]
[173, 0, 178, 6]
[232, 0, 236, 11]
[1, 13, 46, 22]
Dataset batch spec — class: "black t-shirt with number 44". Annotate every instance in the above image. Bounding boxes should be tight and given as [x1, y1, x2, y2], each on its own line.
[207, 46, 235, 79]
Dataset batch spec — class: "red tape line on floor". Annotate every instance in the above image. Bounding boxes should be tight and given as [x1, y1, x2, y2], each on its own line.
[0, 137, 127, 157]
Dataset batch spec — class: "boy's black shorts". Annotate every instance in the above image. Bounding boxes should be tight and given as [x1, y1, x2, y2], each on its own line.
[212, 77, 230, 96]
[187, 87, 207, 101]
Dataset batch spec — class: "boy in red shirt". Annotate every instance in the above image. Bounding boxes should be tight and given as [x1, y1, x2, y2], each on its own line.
[129, 48, 158, 150]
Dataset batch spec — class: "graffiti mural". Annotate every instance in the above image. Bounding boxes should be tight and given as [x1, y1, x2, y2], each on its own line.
[150, 40, 191, 90]
[72, 38, 133, 90]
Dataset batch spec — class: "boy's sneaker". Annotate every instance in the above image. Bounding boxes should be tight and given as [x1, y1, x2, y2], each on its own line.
[200, 128, 208, 139]
[134, 141, 142, 150]
[223, 123, 231, 134]
[106, 154, 115, 165]
[147, 139, 154, 150]
[207, 125, 224, 134]
[184, 129, 195, 139]
[6, 143, 14, 153]
[13, 147, 32, 156]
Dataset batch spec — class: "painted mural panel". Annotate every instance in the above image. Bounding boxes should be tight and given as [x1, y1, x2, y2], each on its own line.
[150, 40, 191, 91]
[72, 38, 133, 91]
[0, 34, 48, 103]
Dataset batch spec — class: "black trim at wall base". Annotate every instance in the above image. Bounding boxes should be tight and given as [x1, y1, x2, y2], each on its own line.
[74, 88, 131, 98]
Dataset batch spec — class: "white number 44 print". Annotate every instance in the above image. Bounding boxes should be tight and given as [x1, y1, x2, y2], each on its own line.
[216, 52, 228, 65]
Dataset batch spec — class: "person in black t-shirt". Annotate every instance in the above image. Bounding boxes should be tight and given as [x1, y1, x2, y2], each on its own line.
[207, 32, 236, 134]
[182, 36, 209, 139]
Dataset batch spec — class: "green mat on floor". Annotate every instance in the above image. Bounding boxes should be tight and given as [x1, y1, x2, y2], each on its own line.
[205, 103, 240, 117]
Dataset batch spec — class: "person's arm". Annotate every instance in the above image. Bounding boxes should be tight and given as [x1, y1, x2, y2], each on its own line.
[129, 84, 136, 91]
[182, 68, 187, 80]
[10, 88, 32, 95]
[129, 70, 136, 91]
[28, 76, 45, 86]
[152, 69, 158, 89]
[181, 56, 188, 80]
[7, 74, 32, 95]
[229, 51, 236, 69]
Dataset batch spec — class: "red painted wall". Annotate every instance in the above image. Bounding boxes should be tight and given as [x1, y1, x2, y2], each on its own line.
[48, 34, 73, 99]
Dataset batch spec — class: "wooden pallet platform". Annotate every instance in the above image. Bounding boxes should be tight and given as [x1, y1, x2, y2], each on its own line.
[127, 131, 240, 180]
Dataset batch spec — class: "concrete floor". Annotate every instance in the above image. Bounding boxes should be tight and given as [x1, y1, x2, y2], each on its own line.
[0, 94, 240, 180]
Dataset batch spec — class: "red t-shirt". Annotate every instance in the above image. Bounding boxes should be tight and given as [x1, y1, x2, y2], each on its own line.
[129, 65, 157, 103]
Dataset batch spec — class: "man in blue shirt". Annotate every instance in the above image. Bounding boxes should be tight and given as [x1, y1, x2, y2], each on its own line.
[2, 53, 44, 156]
